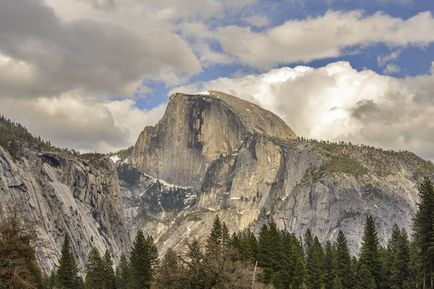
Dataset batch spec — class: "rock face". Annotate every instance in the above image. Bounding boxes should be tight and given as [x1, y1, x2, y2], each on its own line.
[131, 91, 296, 188]
[123, 91, 434, 253]
[0, 145, 130, 273]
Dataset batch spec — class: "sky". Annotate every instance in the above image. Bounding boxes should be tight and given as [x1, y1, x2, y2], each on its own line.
[0, 0, 434, 160]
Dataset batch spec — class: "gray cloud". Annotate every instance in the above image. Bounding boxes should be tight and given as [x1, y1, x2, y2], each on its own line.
[0, 94, 166, 152]
[174, 61, 434, 160]
[0, 0, 201, 98]
[216, 11, 434, 68]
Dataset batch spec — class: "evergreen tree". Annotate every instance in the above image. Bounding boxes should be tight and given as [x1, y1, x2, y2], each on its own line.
[331, 276, 343, 289]
[306, 236, 325, 289]
[84, 247, 104, 289]
[154, 248, 184, 289]
[0, 205, 44, 289]
[209, 215, 223, 246]
[115, 254, 129, 289]
[335, 231, 354, 289]
[323, 242, 337, 289]
[358, 215, 384, 289]
[56, 235, 82, 289]
[413, 178, 434, 289]
[387, 226, 410, 289]
[257, 221, 281, 285]
[355, 264, 376, 289]
[292, 239, 308, 289]
[231, 229, 258, 263]
[102, 250, 116, 289]
[128, 231, 158, 289]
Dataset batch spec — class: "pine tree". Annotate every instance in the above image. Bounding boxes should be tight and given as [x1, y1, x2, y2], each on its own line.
[335, 231, 354, 289]
[84, 247, 104, 289]
[413, 178, 434, 289]
[115, 254, 129, 289]
[154, 248, 184, 289]
[358, 215, 384, 289]
[387, 226, 410, 289]
[0, 205, 44, 289]
[355, 263, 376, 289]
[128, 231, 158, 289]
[209, 215, 223, 246]
[331, 276, 344, 289]
[258, 221, 281, 284]
[306, 236, 325, 289]
[56, 235, 82, 289]
[323, 242, 336, 289]
[292, 238, 308, 289]
[102, 250, 116, 289]
[232, 229, 258, 263]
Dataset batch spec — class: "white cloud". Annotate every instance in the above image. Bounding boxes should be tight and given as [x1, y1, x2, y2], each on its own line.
[377, 50, 401, 67]
[173, 61, 434, 160]
[217, 10, 434, 68]
[0, 93, 165, 152]
[244, 15, 270, 27]
[383, 63, 401, 75]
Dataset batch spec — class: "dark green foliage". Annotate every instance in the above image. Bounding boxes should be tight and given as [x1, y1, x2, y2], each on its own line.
[207, 215, 230, 249]
[335, 231, 354, 289]
[153, 249, 183, 289]
[323, 242, 337, 289]
[307, 237, 325, 289]
[386, 226, 410, 289]
[331, 276, 343, 289]
[102, 250, 116, 289]
[55, 236, 82, 289]
[0, 115, 51, 158]
[0, 205, 44, 289]
[322, 154, 368, 176]
[84, 247, 104, 289]
[355, 263, 376, 289]
[255, 221, 307, 289]
[413, 178, 434, 289]
[115, 254, 129, 289]
[128, 231, 158, 289]
[358, 215, 384, 289]
[231, 229, 258, 263]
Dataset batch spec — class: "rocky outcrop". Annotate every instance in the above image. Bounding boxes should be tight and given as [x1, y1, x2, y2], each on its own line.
[0, 146, 130, 273]
[124, 91, 434, 253]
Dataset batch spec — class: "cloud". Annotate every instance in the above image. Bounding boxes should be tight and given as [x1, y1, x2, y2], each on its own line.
[377, 50, 401, 67]
[0, 93, 165, 152]
[0, 0, 201, 99]
[383, 63, 401, 75]
[173, 61, 434, 160]
[244, 15, 270, 27]
[216, 10, 434, 68]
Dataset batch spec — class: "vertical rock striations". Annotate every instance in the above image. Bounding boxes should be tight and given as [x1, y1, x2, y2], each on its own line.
[131, 91, 296, 188]
[0, 145, 130, 273]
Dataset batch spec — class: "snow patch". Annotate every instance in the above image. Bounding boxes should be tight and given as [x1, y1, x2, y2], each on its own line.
[110, 155, 120, 163]
[198, 90, 210, 95]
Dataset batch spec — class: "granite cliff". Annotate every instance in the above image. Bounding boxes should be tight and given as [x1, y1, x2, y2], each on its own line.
[0, 118, 130, 273]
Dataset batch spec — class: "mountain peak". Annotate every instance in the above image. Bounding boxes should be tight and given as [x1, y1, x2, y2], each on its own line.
[132, 91, 296, 187]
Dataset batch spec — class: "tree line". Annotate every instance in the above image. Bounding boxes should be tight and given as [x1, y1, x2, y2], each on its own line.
[1, 178, 434, 289]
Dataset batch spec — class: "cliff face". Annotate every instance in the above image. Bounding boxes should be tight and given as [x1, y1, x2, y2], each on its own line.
[0, 145, 130, 273]
[124, 91, 434, 253]
[131, 91, 296, 188]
